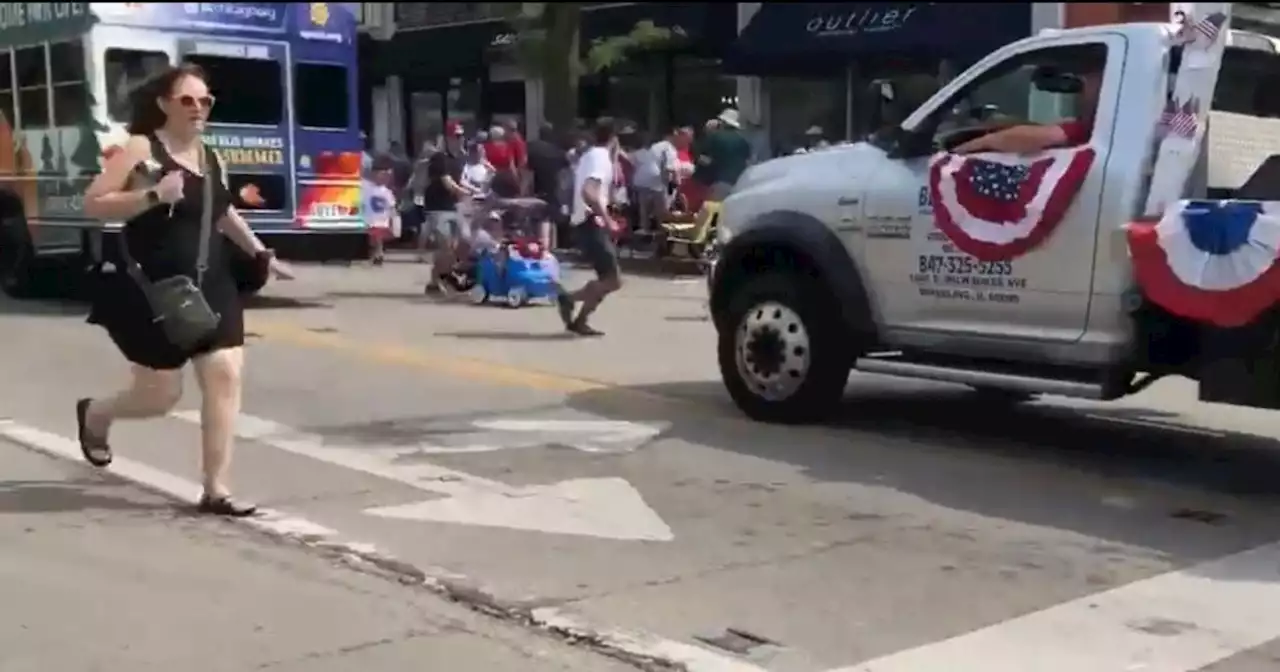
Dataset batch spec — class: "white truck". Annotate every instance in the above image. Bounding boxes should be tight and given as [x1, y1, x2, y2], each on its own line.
[709, 9, 1280, 423]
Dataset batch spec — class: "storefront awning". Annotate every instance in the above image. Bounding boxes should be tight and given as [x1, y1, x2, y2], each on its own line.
[724, 3, 1032, 76]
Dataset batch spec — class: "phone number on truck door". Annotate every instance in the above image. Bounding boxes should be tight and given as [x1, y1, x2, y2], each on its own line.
[917, 255, 1013, 276]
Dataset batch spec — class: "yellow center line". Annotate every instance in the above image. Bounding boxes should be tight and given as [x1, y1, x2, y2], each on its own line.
[248, 318, 626, 395]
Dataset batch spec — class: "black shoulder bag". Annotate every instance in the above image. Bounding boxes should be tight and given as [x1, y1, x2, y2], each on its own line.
[120, 143, 221, 350]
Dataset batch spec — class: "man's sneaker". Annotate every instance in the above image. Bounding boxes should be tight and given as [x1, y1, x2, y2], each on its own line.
[569, 321, 604, 337]
[556, 291, 575, 328]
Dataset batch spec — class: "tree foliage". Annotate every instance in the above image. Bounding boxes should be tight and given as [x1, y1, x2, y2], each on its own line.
[505, 3, 684, 134]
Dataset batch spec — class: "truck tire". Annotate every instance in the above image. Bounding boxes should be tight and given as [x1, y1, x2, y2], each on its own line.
[0, 214, 37, 299]
[718, 272, 852, 424]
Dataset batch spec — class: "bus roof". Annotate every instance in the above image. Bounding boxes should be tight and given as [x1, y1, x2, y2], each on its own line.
[0, 2, 357, 48]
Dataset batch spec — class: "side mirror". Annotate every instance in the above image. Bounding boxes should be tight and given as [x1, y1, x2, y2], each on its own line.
[970, 104, 1000, 122]
[879, 81, 896, 103]
[1032, 66, 1082, 94]
[889, 127, 935, 159]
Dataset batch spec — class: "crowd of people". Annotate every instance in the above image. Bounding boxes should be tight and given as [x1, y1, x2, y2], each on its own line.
[359, 107, 757, 272]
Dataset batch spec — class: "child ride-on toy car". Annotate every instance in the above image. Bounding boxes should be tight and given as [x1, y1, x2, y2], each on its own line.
[470, 239, 560, 308]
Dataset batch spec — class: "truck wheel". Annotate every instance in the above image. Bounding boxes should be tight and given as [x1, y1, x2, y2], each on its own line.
[0, 217, 37, 299]
[718, 272, 852, 424]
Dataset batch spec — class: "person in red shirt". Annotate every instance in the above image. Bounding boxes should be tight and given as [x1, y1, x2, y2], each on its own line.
[954, 69, 1101, 155]
[483, 124, 521, 192]
[504, 119, 527, 171]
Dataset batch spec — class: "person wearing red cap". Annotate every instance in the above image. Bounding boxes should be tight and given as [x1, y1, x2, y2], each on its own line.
[420, 120, 478, 293]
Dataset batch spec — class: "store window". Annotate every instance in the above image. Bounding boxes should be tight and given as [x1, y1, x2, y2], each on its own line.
[670, 57, 735, 130]
[409, 90, 443, 154]
[766, 74, 847, 155]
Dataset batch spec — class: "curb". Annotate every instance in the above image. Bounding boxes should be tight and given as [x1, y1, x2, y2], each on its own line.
[0, 419, 768, 672]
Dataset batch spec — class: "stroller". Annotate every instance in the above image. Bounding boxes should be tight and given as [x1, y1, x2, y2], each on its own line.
[446, 196, 561, 307]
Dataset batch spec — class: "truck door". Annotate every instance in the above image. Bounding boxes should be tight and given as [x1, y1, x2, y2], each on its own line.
[870, 34, 1125, 345]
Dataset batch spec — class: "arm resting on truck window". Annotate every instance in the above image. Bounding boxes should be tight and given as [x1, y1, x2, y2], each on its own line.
[954, 123, 1072, 155]
[83, 135, 163, 221]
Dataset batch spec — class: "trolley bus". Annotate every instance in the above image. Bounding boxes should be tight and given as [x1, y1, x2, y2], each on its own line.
[0, 2, 364, 298]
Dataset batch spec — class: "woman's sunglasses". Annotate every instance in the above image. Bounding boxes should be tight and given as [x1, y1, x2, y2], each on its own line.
[173, 94, 216, 110]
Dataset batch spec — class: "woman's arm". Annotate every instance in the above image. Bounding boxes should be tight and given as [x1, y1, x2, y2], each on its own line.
[83, 136, 161, 221]
[218, 205, 268, 256]
[209, 150, 267, 255]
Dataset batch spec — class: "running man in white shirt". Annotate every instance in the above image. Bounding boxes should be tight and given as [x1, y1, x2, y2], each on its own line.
[556, 119, 622, 337]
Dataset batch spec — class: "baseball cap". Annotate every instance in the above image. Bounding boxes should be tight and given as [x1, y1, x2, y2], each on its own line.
[370, 154, 396, 172]
[444, 120, 464, 136]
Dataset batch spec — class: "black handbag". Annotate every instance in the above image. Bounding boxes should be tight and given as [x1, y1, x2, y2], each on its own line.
[120, 144, 221, 350]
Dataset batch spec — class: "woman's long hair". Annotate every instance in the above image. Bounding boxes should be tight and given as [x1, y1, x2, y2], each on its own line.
[125, 62, 207, 136]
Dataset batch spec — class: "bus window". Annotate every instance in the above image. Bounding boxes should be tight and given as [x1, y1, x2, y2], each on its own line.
[105, 48, 170, 122]
[50, 40, 87, 127]
[294, 63, 348, 129]
[15, 45, 48, 129]
[0, 49, 14, 128]
[186, 54, 282, 126]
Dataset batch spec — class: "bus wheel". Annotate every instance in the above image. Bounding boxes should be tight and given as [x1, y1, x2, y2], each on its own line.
[0, 216, 37, 299]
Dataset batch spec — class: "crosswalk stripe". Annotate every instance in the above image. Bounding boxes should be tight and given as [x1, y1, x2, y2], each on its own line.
[831, 541, 1280, 672]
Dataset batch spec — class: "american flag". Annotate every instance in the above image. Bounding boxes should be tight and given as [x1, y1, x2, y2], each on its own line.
[1191, 12, 1226, 45]
[1167, 97, 1199, 139]
[966, 161, 1030, 203]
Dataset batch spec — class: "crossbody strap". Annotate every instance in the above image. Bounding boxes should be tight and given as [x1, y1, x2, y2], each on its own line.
[195, 142, 213, 287]
[116, 137, 215, 288]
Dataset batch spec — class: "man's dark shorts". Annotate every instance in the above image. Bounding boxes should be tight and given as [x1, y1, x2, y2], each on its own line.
[573, 221, 620, 280]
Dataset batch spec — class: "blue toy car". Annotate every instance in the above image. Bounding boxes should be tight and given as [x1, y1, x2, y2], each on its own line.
[470, 245, 560, 308]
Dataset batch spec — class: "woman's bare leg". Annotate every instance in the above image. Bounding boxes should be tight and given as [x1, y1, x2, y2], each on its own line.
[85, 364, 183, 436]
[191, 346, 244, 499]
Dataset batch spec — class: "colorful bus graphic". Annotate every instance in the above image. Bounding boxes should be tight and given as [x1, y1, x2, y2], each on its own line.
[0, 2, 364, 295]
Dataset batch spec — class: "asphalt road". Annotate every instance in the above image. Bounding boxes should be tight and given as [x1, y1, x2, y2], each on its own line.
[5, 256, 1280, 672]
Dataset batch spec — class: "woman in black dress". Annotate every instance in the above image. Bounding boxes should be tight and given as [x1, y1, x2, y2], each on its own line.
[79, 63, 292, 516]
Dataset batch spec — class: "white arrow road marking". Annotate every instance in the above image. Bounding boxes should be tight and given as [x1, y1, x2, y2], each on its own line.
[462, 418, 665, 454]
[172, 412, 674, 542]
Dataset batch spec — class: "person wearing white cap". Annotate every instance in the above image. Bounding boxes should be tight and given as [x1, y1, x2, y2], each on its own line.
[694, 108, 752, 202]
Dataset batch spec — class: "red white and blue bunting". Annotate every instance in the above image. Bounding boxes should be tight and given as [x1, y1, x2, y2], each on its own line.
[929, 147, 1095, 261]
[1127, 200, 1280, 327]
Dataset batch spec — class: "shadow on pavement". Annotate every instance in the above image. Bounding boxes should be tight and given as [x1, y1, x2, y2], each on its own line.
[244, 294, 331, 310]
[565, 379, 1280, 556]
[0, 479, 173, 514]
[326, 290, 432, 302]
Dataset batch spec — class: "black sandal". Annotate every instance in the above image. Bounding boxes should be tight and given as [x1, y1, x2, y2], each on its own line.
[75, 398, 113, 467]
[197, 494, 258, 518]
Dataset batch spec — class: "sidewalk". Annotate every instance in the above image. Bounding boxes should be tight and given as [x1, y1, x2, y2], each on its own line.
[0, 439, 630, 672]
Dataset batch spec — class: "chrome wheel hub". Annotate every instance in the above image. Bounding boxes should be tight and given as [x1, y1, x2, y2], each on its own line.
[735, 301, 810, 401]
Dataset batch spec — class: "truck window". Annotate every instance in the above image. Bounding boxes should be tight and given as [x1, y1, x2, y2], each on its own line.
[294, 63, 348, 130]
[49, 40, 87, 127]
[15, 45, 48, 129]
[185, 54, 282, 127]
[927, 43, 1109, 144]
[105, 48, 170, 122]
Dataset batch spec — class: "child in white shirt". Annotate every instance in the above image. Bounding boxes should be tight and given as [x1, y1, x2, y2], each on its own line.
[363, 157, 400, 265]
